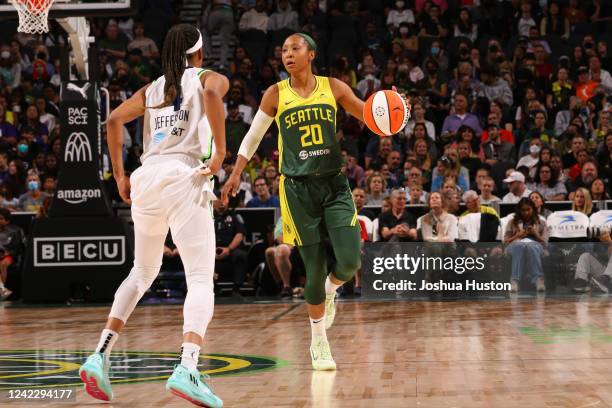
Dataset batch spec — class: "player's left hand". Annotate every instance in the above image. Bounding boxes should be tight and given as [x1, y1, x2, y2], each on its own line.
[199, 151, 224, 177]
[216, 247, 230, 260]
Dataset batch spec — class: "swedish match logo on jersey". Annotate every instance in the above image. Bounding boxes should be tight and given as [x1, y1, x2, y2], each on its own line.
[0, 350, 287, 389]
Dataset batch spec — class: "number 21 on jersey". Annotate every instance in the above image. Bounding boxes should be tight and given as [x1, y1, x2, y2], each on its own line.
[299, 124, 324, 147]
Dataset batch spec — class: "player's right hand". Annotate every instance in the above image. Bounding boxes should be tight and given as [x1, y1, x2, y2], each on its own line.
[221, 173, 241, 204]
[116, 175, 132, 205]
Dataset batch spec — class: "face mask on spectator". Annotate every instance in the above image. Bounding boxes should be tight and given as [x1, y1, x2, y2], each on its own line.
[0, 51, 9, 59]
[530, 145, 541, 154]
[431, 47, 440, 55]
[396, 1, 405, 8]
[17, 144, 28, 154]
[28, 181, 38, 191]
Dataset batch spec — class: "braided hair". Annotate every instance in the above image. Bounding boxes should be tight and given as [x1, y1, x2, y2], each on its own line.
[152, 24, 201, 109]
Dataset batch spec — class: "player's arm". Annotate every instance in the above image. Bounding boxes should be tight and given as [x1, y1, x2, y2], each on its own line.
[199, 70, 230, 175]
[221, 85, 278, 201]
[330, 77, 364, 122]
[107, 84, 148, 203]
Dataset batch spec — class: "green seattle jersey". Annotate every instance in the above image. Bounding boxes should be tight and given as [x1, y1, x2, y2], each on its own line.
[274, 76, 343, 177]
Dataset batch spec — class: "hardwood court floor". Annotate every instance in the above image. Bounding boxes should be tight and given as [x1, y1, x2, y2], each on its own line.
[2, 298, 612, 407]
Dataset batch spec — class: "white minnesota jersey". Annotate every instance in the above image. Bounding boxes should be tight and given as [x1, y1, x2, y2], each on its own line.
[142, 67, 213, 163]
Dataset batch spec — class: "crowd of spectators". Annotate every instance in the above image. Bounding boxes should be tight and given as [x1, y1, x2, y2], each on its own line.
[1, 0, 611, 297]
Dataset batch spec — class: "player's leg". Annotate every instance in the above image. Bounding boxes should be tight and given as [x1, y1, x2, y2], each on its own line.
[298, 242, 336, 371]
[165, 201, 222, 408]
[80, 218, 168, 401]
[321, 174, 362, 328]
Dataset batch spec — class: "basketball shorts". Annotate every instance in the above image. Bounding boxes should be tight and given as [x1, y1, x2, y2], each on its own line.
[278, 172, 359, 246]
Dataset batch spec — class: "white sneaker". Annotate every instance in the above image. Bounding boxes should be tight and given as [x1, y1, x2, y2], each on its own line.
[510, 280, 519, 293]
[536, 277, 546, 292]
[310, 336, 336, 371]
[0, 288, 12, 300]
[324, 293, 336, 330]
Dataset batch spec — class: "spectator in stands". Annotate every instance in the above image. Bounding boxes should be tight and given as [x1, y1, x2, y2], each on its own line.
[441, 93, 482, 140]
[461, 190, 498, 218]
[202, 0, 234, 70]
[405, 102, 435, 141]
[213, 199, 248, 297]
[34, 97, 55, 135]
[18, 171, 48, 213]
[530, 164, 567, 201]
[568, 160, 600, 198]
[593, 110, 610, 145]
[458, 140, 480, 181]
[225, 100, 249, 156]
[352, 187, 375, 220]
[573, 229, 612, 293]
[590, 56, 612, 93]
[517, 0, 537, 36]
[378, 188, 417, 242]
[478, 65, 513, 107]
[564, 0, 587, 25]
[502, 171, 532, 203]
[268, 0, 299, 32]
[246, 177, 280, 208]
[504, 197, 548, 293]
[0, 46, 21, 90]
[517, 138, 543, 178]
[442, 189, 461, 216]
[0, 104, 17, 147]
[563, 135, 587, 169]
[547, 67, 573, 113]
[344, 154, 365, 189]
[387, 0, 415, 29]
[482, 125, 517, 176]
[571, 187, 598, 216]
[576, 66, 597, 103]
[99, 20, 128, 61]
[420, 191, 457, 242]
[128, 21, 159, 60]
[22, 105, 48, 138]
[454, 7, 477, 43]
[479, 176, 501, 207]
[239, 0, 270, 35]
[365, 172, 387, 206]
[481, 111, 514, 144]
[0, 208, 24, 300]
[541, 1, 570, 40]
[529, 191, 552, 219]
[407, 182, 425, 205]
[419, 4, 449, 38]
[591, 178, 609, 202]
[356, 65, 381, 99]
[265, 218, 294, 298]
[41, 175, 56, 196]
[366, 136, 395, 170]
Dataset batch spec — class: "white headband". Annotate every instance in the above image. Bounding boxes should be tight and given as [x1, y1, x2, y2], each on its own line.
[186, 30, 203, 55]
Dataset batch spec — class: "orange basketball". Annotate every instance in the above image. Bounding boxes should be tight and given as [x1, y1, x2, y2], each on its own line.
[363, 90, 410, 137]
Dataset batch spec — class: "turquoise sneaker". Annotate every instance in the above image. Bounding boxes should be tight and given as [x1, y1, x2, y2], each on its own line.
[79, 352, 113, 401]
[166, 364, 223, 408]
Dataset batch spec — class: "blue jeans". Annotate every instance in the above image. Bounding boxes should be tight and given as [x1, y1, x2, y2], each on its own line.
[505, 241, 544, 283]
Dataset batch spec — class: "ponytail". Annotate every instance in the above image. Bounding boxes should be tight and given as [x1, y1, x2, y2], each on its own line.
[151, 24, 201, 109]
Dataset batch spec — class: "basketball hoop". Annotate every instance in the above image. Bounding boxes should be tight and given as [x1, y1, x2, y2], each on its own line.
[11, 0, 55, 34]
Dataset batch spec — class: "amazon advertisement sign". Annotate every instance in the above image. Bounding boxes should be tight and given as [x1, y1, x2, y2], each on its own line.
[50, 81, 112, 217]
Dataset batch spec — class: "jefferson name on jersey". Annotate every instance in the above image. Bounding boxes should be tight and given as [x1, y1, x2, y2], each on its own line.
[153, 108, 191, 137]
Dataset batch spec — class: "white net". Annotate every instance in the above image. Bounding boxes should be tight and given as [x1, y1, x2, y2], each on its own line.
[11, 0, 55, 34]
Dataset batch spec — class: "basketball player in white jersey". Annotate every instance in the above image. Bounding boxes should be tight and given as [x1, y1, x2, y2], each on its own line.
[79, 24, 227, 408]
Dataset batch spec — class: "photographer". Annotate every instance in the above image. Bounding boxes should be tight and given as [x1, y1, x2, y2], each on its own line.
[213, 199, 248, 297]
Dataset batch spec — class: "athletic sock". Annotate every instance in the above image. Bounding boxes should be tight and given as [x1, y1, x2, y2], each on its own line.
[325, 275, 341, 295]
[310, 316, 327, 346]
[180, 342, 201, 372]
[95, 329, 118, 361]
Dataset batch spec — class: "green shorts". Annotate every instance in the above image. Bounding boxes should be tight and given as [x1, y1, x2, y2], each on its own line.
[279, 172, 358, 246]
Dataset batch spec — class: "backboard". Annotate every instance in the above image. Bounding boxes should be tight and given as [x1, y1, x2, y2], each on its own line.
[0, 0, 137, 20]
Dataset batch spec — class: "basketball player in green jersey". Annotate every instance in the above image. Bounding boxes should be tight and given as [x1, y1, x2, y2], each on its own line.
[223, 33, 409, 370]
